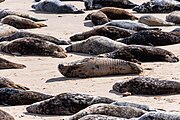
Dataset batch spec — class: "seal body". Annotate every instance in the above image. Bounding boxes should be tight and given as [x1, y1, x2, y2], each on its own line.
[1, 15, 47, 29]
[58, 57, 143, 78]
[0, 88, 53, 105]
[117, 30, 180, 46]
[113, 76, 180, 95]
[0, 37, 67, 58]
[0, 23, 19, 37]
[0, 109, 15, 120]
[166, 11, 180, 24]
[26, 93, 115, 115]
[70, 26, 136, 41]
[98, 45, 179, 63]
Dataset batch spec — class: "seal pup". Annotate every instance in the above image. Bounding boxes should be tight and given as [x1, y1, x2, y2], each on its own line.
[26, 92, 115, 115]
[1, 15, 47, 29]
[32, 0, 84, 14]
[0, 31, 71, 45]
[0, 88, 53, 105]
[58, 57, 143, 78]
[70, 26, 136, 41]
[68, 103, 146, 120]
[0, 109, 15, 120]
[84, 0, 137, 10]
[98, 45, 179, 63]
[113, 76, 180, 95]
[166, 11, 180, 24]
[0, 57, 26, 69]
[0, 23, 19, 37]
[0, 77, 29, 90]
[0, 37, 67, 58]
[66, 36, 126, 55]
[105, 20, 160, 31]
[139, 15, 175, 26]
[78, 115, 132, 120]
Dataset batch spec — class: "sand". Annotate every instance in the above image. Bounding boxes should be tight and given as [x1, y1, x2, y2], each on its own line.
[0, 0, 180, 119]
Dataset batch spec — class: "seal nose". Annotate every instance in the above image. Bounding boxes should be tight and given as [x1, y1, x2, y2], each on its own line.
[31, 5, 35, 9]
[58, 64, 64, 70]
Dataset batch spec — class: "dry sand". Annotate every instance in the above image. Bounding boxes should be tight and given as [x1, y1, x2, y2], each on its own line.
[0, 0, 180, 119]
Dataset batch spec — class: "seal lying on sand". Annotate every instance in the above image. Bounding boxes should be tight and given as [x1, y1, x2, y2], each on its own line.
[68, 103, 146, 120]
[26, 92, 115, 115]
[98, 45, 179, 63]
[0, 23, 19, 37]
[58, 57, 143, 78]
[105, 20, 160, 31]
[0, 88, 53, 105]
[0, 77, 29, 90]
[117, 30, 180, 46]
[0, 31, 71, 45]
[166, 11, 180, 24]
[171, 28, 180, 36]
[84, 0, 137, 10]
[0, 57, 26, 69]
[32, 0, 84, 14]
[0, 9, 47, 21]
[139, 15, 175, 26]
[0, 109, 15, 120]
[0, 37, 67, 58]
[66, 36, 126, 55]
[70, 26, 136, 41]
[113, 76, 180, 95]
[1, 15, 47, 29]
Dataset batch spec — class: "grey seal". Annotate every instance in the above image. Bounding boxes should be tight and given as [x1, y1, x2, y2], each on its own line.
[26, 92, 115, 115]
[58, 57, 143, 78]
[0, 109, 15, 120]
[0, 23, 19, 37]
[113, 76, 180, 95]
[166, 11, 180, 24]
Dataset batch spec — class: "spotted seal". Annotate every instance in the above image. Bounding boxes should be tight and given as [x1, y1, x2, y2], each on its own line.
[139, 15, 175, 26]
[66, 36, 126, 55]
[0, 57, 26, 69]
[0, 88, 53, 105]
[58, 57, 143, 78]
[70, 26, 136, 41]
[0, 37, 67, 58]
[98, 45, 179, 63]
[1, 15, 47, 29]
[117, 30, 180, 46]
[113, 76, 180, 95]
[0, 23, 19, 37]
[0, 109, 15, 120]
[166, 11, 180, 24]
[26, 93, 115, 115]
[32, 0, 84, 14]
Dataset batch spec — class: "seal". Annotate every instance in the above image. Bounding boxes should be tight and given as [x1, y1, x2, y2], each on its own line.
[139, 15, 175, 26]
[0, 88, 53, 105]
[66, 36, 126, 55]
[32, 0, 84, 14]
[70, 26, 136, 41]
[68, 103, 146, 120]
[98, 45, 179, 63]
[58, 57, 143, 78]
[84, 0, 137, 10]
[0, 109, 15, 120]
[117, 30, 180, 46]
[105, 20, 160, 31]
[0, 37, 67, 58]
[0, 77, 29, 90]
[113, 76, 180, 95]
[0, 31, 71, 45]
[0, 23, 19, 37]
[133, 0, 180, 13]
[0, 9, 47, 21]
[26, 92, 115, 115]
[170, 28, 180, 36]
[166, 11, 180, 24]
[0, 57, 26, 69]
[1, 15, 47, 29]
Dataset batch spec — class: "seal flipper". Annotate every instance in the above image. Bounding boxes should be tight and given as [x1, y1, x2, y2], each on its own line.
[73, 9, 85, 14]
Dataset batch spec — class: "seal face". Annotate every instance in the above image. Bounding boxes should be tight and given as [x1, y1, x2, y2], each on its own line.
[98, 45, 179, 63]
[26, 93, 115, 115]
[0, 37, 67, 58]
[166, 11, 180, 24]
[58, 57, 143, 78]
[0, 109, 15, 120]
[113, 76, 180, 95]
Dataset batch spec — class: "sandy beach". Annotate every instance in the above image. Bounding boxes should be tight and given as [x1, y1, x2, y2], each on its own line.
[0, 0, 180, 119]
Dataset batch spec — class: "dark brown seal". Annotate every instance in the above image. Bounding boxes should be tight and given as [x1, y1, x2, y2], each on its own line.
[26, 93, 115, 115]
[113, 76, 180, 95]
[0, 109, 15, 120]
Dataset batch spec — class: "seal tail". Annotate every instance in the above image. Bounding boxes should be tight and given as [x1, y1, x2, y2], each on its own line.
[29, 17, 48, 22]
[36, 23, 47, 28]
[13, 84, 30, 90]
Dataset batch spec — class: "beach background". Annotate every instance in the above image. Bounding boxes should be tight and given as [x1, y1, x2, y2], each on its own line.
[0, 0, 180, 119]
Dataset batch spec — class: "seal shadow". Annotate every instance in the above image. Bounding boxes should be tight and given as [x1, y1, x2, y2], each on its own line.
[84, 21, 94, 27]
[46, 77, 80, 83]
